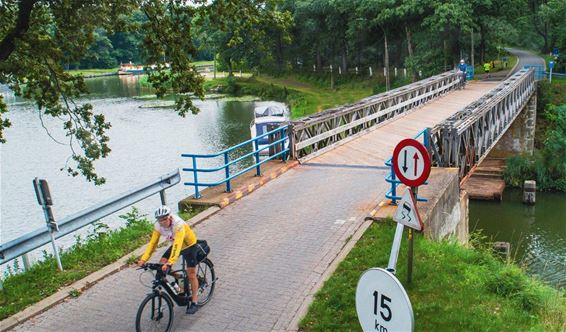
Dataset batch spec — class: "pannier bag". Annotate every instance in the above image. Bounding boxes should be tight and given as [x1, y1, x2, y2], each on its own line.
[196, 239, 210, 261]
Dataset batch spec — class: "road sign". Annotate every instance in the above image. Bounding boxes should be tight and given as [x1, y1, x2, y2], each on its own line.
[393, 189, 424, 231]
[392, 138, 431, 187]
[356, 268, 414, 332]
[549, 61, 555, 69]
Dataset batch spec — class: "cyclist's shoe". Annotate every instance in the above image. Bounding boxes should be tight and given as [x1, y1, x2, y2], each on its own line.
[186, 302, 199, 315]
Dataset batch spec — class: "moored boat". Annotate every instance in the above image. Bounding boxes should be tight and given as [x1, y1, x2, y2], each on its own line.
[250, 103, 289, 156]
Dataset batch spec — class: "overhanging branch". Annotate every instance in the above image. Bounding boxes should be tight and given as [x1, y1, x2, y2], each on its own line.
[0, 0, 39, 61]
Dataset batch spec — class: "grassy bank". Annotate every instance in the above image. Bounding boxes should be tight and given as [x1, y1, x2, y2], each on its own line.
[504, 78, 566, 191]
[0, 207, 201, 320]
[203, 73, 409, 119]
[300, 221, 566, 331]
[66, 68, 119, 76]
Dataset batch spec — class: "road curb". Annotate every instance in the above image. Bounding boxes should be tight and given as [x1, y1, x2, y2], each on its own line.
[0, 205, 220, 332]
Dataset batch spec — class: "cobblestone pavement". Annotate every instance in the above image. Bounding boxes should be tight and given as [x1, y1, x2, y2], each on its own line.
[12, 164, 388, 332]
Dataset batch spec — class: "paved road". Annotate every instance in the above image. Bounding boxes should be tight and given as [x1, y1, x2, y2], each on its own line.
[12, 165, 387, 332]
[506, 48, 546, 75]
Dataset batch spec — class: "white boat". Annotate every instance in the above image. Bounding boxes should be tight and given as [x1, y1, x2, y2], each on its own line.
[250, 104, 289, 156]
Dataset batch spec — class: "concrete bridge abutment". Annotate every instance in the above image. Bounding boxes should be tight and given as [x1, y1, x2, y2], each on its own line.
[489, 94, 537, 158]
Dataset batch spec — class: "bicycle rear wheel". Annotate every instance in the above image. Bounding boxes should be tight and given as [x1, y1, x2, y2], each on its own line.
[135, 292, 174, 332]
[196, 258, 215, 306]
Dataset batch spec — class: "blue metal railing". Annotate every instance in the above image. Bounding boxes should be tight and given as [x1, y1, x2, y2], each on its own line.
[182, 125, 289, 199]
[466, 65, 474, 80]
[385, 128, 430, 204]
[523, 65, 546, 80]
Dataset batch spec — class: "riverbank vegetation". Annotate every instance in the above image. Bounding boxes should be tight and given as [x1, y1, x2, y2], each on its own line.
[504, 78, 566, 191]
[299, 221, 566, 331]
[0, 207, 201, 320]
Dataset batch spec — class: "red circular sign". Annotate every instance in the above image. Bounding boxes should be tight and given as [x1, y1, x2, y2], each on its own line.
[392, 139, 431, 187]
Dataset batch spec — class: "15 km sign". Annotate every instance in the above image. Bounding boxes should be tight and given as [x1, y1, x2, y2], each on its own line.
[392, 139, 431, 187]
[356, 268, 414, 332]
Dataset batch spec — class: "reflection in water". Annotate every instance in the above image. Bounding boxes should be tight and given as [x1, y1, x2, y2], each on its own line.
[470, 189, 566, 288]
[0, 75, 284, 267]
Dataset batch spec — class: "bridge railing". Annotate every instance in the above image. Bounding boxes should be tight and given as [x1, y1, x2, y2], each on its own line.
[0, 169, 180, 270]
[289, 71, 462, 161]
[385, 128, 430, 204]
[181, 125, 289, 199]
[429, 68, 536, 178]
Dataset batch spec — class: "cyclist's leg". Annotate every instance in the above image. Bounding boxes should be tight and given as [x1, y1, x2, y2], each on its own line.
[184, 246, 199, 303]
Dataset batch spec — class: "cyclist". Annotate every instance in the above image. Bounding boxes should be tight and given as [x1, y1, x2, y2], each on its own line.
[457, 59, 467, 88]
[137, 205, 200, 314]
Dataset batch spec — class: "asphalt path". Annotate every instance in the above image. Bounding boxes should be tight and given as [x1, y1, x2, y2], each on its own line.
[506, 47, 546, 75]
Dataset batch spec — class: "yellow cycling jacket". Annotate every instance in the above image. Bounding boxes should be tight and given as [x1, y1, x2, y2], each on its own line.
[141, 214, 197, 265]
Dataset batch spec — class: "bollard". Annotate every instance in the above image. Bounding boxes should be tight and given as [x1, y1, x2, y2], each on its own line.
[523, 180, 536, 204]
[369, 66, 373, 77]
[493, 242, 511, 262]
[394, 67, 398, 77]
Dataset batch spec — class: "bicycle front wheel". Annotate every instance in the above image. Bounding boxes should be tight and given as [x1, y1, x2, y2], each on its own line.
[196, 258, 216, 306]
[135, 292, 174, 332]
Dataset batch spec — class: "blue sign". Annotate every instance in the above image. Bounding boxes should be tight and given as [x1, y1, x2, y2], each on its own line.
[549, 61, 555, 69]
[553, 48, 559, 56]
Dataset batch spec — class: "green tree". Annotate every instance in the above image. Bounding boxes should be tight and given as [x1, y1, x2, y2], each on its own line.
[0, 0, 279, 184]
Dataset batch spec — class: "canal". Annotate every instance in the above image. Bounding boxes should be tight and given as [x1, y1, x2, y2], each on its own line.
[470, 189, 566, 289]
[1, 75, 284, 264]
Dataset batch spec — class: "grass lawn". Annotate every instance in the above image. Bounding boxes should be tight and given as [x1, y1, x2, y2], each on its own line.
[203, 73, 406, 119]
[300, 221, 566, 331]
[66, 68, 119, 76]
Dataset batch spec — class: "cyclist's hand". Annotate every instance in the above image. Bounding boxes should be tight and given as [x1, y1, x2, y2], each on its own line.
[137, 260, 146, 267]
[161, 264, 171, 273]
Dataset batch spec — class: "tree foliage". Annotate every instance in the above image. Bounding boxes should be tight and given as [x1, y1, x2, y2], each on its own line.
[0, 0, 282, 184]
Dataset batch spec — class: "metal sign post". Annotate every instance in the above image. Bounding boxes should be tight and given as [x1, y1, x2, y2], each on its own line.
[549, 61, 554, 83]
[390, 139, 431, 283]
[33, 178, 63, 271]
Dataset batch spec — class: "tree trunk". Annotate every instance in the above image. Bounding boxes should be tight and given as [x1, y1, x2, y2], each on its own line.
[0, 0, 38, 61]
[405, 25, 416, 82]
[316, 49, 322, 72]
[384, 28, 390, 91]
[341, 45, 347, 73]
[479, 26, 486, 65]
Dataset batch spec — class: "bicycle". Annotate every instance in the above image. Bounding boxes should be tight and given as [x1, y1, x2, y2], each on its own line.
[457, 70, 467, 89]
[135, 253, 216, 332]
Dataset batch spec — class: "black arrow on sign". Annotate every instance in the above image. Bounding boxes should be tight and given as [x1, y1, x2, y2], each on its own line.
[402, 150, 408, 172]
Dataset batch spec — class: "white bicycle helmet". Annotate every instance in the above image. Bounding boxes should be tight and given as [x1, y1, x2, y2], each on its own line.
[154, 205, 171, 219]
[460, 59, 465, 64]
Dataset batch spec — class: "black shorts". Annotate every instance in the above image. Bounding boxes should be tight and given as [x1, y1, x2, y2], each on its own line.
[162, 244, 199, 267]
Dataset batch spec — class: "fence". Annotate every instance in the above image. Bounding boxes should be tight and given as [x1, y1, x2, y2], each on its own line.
[0, 169, 181, 284]
[182, 125, 289, 199]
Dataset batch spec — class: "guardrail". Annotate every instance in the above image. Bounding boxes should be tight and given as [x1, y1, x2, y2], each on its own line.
[523, 65, 545, 80]
[289, 70, 462, 162]
[182, 125, 289, 199]
[0, 169, 181, 271]
[385, 128, 430, 204]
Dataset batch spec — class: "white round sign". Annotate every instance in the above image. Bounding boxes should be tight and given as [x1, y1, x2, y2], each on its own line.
[355, 268, 414, 332]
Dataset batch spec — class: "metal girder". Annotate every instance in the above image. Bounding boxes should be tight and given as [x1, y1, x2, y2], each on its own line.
[429, 69, 536, 177]
[289, 71, 461, 160]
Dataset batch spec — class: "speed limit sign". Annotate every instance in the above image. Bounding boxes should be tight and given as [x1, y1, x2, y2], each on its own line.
[356, 268, 414, 331]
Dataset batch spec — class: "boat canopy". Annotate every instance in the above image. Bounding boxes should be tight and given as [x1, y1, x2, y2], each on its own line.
[254, 105, 285, 118]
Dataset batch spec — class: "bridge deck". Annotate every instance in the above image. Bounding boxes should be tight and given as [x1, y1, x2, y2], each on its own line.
[9, 81, 500, 332]
[310, 81, 499, 167]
